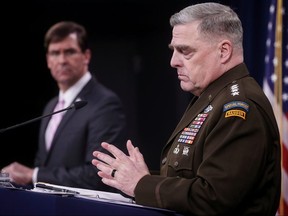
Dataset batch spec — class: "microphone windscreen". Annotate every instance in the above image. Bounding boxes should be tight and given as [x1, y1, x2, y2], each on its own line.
[73, 101, 88, 110]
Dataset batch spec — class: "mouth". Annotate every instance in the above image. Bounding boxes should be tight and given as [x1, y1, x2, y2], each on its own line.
[177, 73, 185, 80]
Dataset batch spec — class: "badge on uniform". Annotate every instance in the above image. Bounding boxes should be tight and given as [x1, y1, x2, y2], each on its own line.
[223, 101, 249, 120]
[173, 144, 180, 154]
[182, 146, 190, 156]
[177, 105, 212, 145]
[230, 84, 240, 96]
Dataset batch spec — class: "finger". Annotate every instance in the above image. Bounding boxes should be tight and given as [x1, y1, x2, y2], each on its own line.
[127, 140, 136, 157]
[101, 142, 128, 161]
[126, 139, 135, 149]
[98, 169, 114, 179]
[134, 147, 144, 161]
[91, 158, 101, 167]
[93, 151, 116, 167]
[95, 160, 112, 173]
[92, 158, 114, 179]
[126, 140, 143, 163]
[101, 177, 122, 191]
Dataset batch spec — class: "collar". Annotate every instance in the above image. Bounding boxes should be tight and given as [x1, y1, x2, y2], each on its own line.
[59, 72, 92, 107]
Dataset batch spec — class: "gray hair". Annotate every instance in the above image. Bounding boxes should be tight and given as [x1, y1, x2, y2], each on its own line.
[170, 2, 243, 49]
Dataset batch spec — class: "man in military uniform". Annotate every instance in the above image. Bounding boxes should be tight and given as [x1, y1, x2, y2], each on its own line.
[91, 2, 281, 216]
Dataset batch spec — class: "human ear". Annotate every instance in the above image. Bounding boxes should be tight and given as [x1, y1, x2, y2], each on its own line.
[219, 40, 232, 63]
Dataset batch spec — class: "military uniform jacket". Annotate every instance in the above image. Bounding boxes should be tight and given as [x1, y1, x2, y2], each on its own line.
[134, 63, 281, 216]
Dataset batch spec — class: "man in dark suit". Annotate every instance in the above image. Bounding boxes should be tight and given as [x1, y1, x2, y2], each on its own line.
[91, 2, 281, 215]
[2, 21, 127, 191]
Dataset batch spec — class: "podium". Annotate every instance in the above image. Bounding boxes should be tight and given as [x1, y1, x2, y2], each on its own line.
[0, 187, 182, 215]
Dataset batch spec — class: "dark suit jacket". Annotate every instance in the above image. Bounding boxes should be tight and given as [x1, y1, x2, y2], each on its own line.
[35, 76, 127, 191]
[135, 63, 281, 216]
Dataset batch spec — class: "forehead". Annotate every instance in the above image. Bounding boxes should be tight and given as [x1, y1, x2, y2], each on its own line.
[170, 22, 201, 45]
[48, 33, 79, 50]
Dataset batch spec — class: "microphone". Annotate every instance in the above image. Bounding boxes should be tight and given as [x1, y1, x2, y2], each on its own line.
[0, 101, 88, 134]
[70, 100, 87, 110]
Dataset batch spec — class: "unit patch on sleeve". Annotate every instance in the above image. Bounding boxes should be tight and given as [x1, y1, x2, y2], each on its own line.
[223, 101, 249, 120]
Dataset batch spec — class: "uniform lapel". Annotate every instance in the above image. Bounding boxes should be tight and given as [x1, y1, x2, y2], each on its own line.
[165, 63, 250, 147]
[166, 95, 209, 144]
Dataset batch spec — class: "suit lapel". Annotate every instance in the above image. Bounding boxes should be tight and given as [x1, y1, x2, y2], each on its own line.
[46, 78, 94, 154]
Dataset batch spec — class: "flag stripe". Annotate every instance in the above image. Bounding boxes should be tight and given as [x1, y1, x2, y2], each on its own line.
[264, 0, 288, 215]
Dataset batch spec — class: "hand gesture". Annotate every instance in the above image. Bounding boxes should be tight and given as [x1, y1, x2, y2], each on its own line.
[92, 140, 150, 197]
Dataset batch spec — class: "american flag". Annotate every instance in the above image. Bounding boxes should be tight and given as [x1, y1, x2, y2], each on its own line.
[263, 0, 288, 215]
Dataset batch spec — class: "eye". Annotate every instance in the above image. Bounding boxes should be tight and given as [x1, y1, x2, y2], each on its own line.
[175, 45, 192, 55]
[64, 49, 79, 56]
[48, 50, 60, 57]
[47, 49, 80, 58]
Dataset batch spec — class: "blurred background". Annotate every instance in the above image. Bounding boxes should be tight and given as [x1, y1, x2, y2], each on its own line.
[0, 0, 271, 170]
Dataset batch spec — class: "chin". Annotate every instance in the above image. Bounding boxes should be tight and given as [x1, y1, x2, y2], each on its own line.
[180, 84, 191, 92]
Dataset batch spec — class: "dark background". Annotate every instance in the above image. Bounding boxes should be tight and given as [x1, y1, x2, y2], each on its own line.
[0, 0, 270, 171]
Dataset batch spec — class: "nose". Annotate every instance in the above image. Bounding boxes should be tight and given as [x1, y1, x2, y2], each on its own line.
[57, 53, 69, 63]
[170, 51, 181, 68]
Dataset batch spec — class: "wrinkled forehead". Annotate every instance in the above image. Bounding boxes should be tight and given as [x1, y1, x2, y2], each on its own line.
[170, 22, 202, 46]
[172, 22, 200, 37]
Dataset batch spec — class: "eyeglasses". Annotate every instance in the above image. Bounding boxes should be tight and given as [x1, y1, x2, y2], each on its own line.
[47, 48, 81, 58]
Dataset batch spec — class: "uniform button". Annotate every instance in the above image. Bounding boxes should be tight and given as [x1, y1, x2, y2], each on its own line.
[208, 94, 212, 101]
[162, 157, 167, 165]
[174, 161, 178, 167]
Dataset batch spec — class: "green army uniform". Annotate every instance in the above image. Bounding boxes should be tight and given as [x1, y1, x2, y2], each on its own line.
[135, 63, 281, 216]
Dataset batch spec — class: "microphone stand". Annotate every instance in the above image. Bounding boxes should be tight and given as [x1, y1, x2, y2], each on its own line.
[0, 101, 87, 134]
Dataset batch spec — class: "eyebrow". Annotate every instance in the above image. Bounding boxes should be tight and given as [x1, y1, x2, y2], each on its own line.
[168, 44, 174, 50]
[168, 44, 191, 51]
